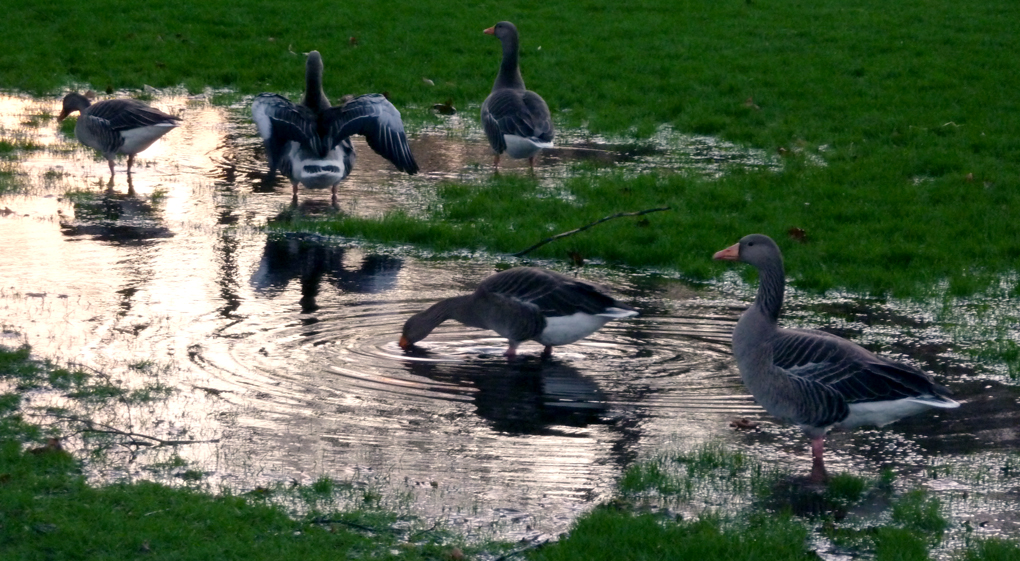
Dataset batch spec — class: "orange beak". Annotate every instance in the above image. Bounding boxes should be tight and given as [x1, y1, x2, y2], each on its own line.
[57, 109, 70, 122]
[483, 26, 495, 35]
[713, 242, 740, 261]
[398, 336, 411, 349]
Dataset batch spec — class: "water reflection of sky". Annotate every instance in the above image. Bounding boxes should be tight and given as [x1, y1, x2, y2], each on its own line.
[1, 92, 1018, 550]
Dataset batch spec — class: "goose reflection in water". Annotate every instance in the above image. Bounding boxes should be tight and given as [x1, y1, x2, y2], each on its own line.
[403, 356, 609, 434]
[59, 177, 173, 243]
[250, 235, 401, 313]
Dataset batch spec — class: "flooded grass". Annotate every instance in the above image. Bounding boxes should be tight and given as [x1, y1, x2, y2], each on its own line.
[0, 343, 510, 560]
[596, 441, 1020, 560]
[2, 0, 1020, 555]
[1, 88, 1019, 556]
[0, 448, 493, 560]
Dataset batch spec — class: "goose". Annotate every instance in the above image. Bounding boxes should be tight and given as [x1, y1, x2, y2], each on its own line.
[57, 91, 181, 177]
[399, 267, 637, 358]
[713, 234, 959, 481]
[481, 22, 554, 171]
[251, 50, 418, 206]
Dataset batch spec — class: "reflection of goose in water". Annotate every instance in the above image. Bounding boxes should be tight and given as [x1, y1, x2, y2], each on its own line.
[59, 179, 173, 242]
[250, 235, 401, 312]
[404, 357, 608, 434]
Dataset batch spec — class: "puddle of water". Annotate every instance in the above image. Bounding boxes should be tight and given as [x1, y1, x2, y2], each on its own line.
[1, 92, 1018, 550]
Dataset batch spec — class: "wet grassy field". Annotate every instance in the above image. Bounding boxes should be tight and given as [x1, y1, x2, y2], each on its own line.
[5, 0, 1020, 296]
[4, 344, 1019, 560]
[4, 0, 1020, 558]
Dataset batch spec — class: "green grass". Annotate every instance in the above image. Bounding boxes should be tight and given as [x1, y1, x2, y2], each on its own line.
[0, 442, 482, 560]
[890, 489, 949, 538]
[527, 508, 815, 561]
[5, 0, 1018, 144]
[961, 538, 1020, 561]
[611, 443, 987, 560]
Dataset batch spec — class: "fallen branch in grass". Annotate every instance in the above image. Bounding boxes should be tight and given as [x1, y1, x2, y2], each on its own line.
[513, 207, 671, 257]
[34, 413, 220, 447]
[310, 517, 395, 534]
[494, 537, 551, 560]
[407, 521, 442, 541]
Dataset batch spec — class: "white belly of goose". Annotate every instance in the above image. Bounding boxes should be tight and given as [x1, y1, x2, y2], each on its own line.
[117, 123, 179, 154]
[537, 308, 638, 346]
[503, 134, 553, 159]
[839, 396, 960, 430]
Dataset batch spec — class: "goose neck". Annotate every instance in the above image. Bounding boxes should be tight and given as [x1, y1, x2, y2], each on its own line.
[753, 259, 785, 323]
[302, 55, 331, 111]
[423, 295, 478, 328]
[494, 37, 525, 91]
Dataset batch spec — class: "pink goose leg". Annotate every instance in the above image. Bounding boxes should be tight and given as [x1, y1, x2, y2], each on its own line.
[810, 436, 829, 482]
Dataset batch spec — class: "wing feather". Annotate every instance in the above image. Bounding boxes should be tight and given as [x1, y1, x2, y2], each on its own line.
[322, 94, 418, 174]
[478, 268, 634, 318]
[772, 328, 953, 404]
[480, 89, 553, 152]
[88, 99, 180, 131]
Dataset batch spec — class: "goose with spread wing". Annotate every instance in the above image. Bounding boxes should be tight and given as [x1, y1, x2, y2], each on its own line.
[399, 267, 637, 358]
[251, 50, 418, 206]
[714, 234, 959, 481]
[481, 22, 554, 171]
[58, 91, 181, 178]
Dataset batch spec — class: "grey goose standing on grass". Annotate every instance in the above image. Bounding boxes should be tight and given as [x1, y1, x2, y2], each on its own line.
[399, 267, 637, 358]
[481, 21, 554, 171]
[57, 91, 181, 178]
[713, 234, 959, 481]
[251, 50, 418, 206]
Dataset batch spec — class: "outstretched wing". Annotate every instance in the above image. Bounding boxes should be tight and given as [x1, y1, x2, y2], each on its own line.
[321, 94, 418, 174]
[251, 93, 323, 170]
[772, 327, 954, 404]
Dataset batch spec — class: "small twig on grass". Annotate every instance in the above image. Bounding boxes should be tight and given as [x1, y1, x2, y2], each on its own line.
[494, 537, 551, 560]
[513, 207, 671, 257]
[309, 517, 393, 534]
[65, 361, 114, 382]
[407, 521, 441, 541]
[33, 413, 219, 447]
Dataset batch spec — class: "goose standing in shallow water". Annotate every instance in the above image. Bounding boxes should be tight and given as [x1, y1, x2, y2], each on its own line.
[251, 50, 418, 207]
[713, 234, 959, 481]
[57, 91, 181, 178]
[481, 21, 554, 171]
[399, 267, 637, 358]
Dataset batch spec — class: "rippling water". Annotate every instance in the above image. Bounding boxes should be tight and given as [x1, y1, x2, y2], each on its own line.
[1, 92, 1018, 545]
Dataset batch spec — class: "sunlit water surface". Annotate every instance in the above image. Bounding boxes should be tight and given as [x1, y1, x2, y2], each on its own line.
[1, 92, 1018, 554]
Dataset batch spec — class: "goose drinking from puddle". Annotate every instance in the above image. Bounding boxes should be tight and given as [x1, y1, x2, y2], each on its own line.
[713, 234, 959, 481]
[251, 50, 418, 207]
[399, 267, 637, 358]
[57, 91, 181, 178]
[481, 21, 554, 171]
